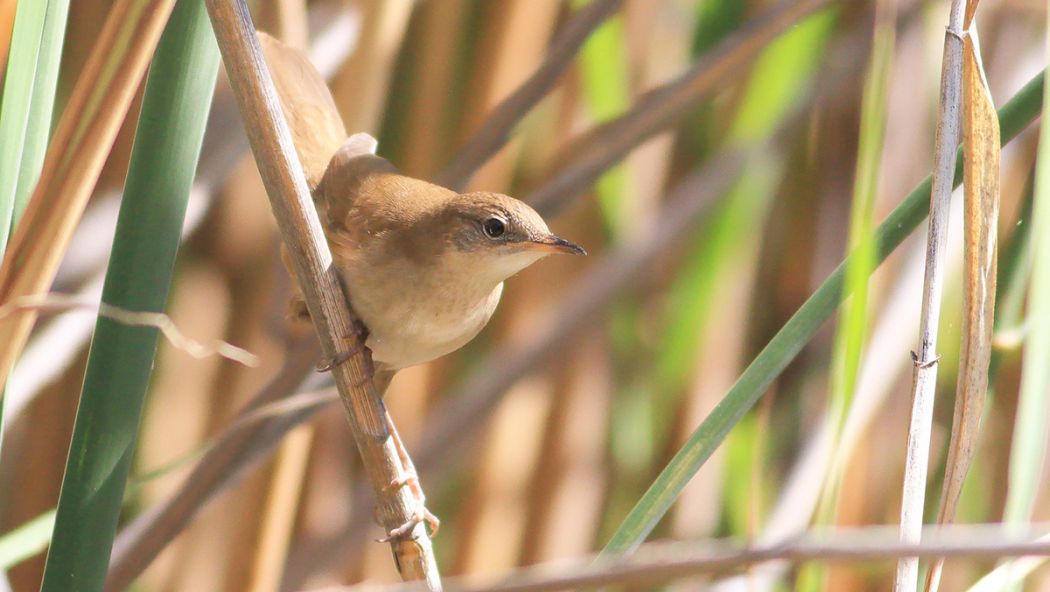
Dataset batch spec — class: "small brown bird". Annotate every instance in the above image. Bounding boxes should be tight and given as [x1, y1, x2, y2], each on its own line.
[259, 33, 584, 390]
[259, 34, 583, 538]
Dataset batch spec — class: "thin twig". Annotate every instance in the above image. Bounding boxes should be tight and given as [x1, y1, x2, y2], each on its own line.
[526, 0, 838, 217]
[435, 0, 623, 190]
[314, 525, 1050, 592]
[202, 0, 440, 587]
[895, 1, 965, 591]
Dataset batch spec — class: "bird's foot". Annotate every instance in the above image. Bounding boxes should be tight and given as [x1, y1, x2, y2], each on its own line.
[378, 504, 440, 542]
[379, 472, 440, 540]
[316, 319, 370, 372]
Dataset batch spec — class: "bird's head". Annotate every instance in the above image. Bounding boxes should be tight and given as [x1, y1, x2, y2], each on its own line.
[436, 192, 585, 284]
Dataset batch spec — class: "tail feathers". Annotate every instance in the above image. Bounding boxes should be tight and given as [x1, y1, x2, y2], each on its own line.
[257, 31, 348, 188]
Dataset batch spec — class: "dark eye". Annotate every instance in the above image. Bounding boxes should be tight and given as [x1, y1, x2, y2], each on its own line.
[483, 217, 506, 238]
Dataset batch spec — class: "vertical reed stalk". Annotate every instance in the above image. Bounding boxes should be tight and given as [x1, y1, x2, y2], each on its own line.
[894, 2, 965, 590]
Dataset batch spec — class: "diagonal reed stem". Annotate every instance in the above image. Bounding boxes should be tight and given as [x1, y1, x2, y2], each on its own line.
[202, 0, 440, 586]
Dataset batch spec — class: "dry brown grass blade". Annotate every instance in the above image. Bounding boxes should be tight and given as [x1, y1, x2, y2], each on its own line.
[924, 22, 1000, 592]
[0, 0, 176, 393]
[436, 0, 624, 190]
[201, 0, 440, 586]
[527, 0, 836, 216]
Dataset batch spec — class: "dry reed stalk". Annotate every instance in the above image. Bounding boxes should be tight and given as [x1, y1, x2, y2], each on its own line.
[319, 525, 1050, 592]
[248, 424, 315, 592]
[201, 0, 440, 587]
[520, 338, 611, 564]
[894, 1, 965, 590]
[241, 6, 316, 590]
[925, 8, 1000, 590]
[458, 0, 564, 193]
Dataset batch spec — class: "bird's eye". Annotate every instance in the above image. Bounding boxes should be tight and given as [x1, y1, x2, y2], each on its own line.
[483, 217, 506, 238]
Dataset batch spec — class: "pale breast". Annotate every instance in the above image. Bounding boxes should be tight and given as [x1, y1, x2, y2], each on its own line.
[348, 272, 503, 370]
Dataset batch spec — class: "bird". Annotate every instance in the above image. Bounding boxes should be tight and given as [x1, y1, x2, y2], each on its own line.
[258, 32, 584, 539]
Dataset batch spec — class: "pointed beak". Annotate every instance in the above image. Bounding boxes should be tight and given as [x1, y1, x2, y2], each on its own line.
[524, 234, 587, 256]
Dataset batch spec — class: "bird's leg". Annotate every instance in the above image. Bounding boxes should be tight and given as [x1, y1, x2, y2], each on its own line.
[379, 411, 440, 541]
[316, 319, 369, 372]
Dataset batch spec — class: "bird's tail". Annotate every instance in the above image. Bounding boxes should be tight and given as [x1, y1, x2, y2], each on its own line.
[257, 31, 348, 189]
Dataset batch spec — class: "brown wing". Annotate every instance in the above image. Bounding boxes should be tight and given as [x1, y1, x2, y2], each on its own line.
[258, 31, 347, 188]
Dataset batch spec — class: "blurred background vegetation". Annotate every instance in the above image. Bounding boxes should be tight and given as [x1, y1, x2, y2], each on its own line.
[0, 0, 1048, 590]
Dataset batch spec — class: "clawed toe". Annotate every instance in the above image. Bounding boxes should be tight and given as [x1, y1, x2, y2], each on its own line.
[377, 507, 440, 542]
[315, 347, 357, 372]
[422, 508, 440, 537]
[384, 472, 419, 495]
[316, 324, 371, 373]
[312, 333, 371, 373]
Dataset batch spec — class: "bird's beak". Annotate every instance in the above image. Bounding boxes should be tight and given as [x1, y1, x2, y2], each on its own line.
[524, 234, 587, 256]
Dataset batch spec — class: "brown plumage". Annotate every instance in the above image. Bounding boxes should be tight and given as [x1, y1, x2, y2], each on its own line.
[259, 32, 584, 390]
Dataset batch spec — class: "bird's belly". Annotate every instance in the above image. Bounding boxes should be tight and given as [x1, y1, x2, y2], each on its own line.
[351, 281, 503, 370]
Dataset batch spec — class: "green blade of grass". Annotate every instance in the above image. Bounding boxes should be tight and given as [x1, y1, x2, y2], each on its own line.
[1002, 11, 1050, 557]
[0, 0, 47, 249]
[0, 0, 70, 248]
[601, 69, 1046, 555]
[10, 0, 70, 228]
[38, 1, 219, 590]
